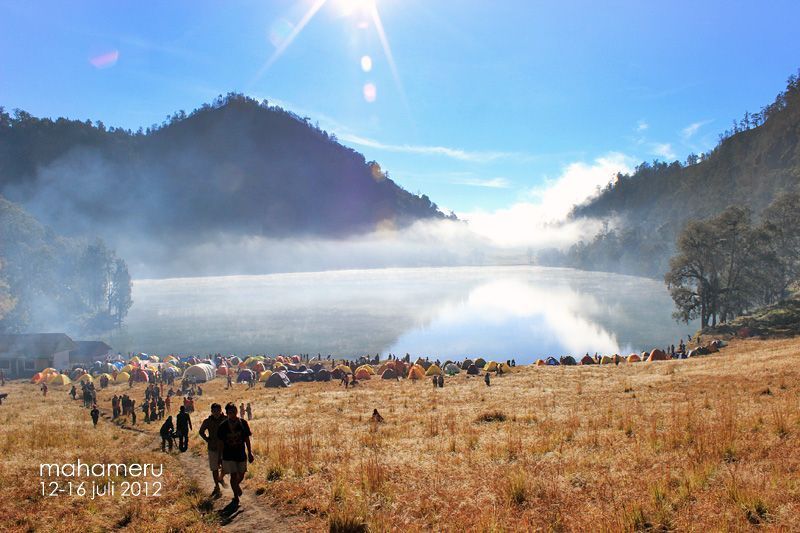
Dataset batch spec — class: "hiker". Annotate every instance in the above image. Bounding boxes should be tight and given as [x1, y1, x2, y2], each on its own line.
[484, 372, 491, 387]
[176, 405, 192, 452]
[41, 382, 48, 397]
[90, 404, 100, 427]
[160, 416, 175, 452]
[432, 375, 438, 388]
[239, 403, 245, 419]
[437, 374, 444, 388]
[341, 373, 350, 389]
[157, 397, 166, 419]
[245, 403, 252, 421]
[112, 395, 120, 419]
[511, 359, 516, 367]
[226, 374, 233, 390]
[130, 400, 137, 425]
[217, 402, 254, 505]
[199, 403, 226, 497]
[70, 385, 77, 400]
[371, 409, 384, 423]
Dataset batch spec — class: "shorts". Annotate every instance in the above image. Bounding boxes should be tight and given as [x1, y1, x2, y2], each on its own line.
[208, 450, 221, 471]
[222, 460, 247, 474]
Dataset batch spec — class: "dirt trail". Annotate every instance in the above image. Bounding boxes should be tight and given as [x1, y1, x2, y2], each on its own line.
[97, 407, 299, 531]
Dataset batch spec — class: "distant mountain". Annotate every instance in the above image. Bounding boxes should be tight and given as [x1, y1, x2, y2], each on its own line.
[552, 70, 800, 278]
[0, 94, 450, 248]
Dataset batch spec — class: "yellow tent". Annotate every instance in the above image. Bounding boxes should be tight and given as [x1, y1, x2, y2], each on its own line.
[121, 364, 133, 373]
[164, 355, 178, 363]
[407, 365, 425, 380]
[258, 370, 274, 382]
[356, 365, 376, 375]
[41, 367, 58, 375]
[627, 354, 641, 363]
[425, 364, 442, 376]
[600, 355, 614, 364]
[483, 361, 498, 372]
[48, 374, 71, 386]
[99, 373, 114, 381]
[130, 356, 140, 364]
[115, 371, 131, 382]
[335, 365, 352, 374]
[149, 355, 160, 362]
[78, 374, 94, 383]
[498, 363, 512, 373]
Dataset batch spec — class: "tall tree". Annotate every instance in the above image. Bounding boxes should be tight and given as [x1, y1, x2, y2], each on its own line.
[760, 191, 800, 299]
[109, 258, 133, 328]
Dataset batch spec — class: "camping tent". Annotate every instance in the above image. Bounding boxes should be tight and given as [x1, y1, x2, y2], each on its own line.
[407, 365, 425, 380]
[287, 370, 315, 382]
[115, 371, 130, 382]
[560, 356, 577, 366]
[600, 355, 614, 364]
[381, 368, 398, 380]
[545, 357, 560, 366]
[130, 368, 149, 382]
[498, 362, 512, 373]
[355, 368, 372, 380]
[291, 355, 301, 364]
[265, 371, 290, 388]
[237, 369, 255, 383]
[356, 365, 375, 376]
[425, 364, 442, 376]
[258, 370, 274, 382]
[462, 359, 474, 369]
[31, 372, 44, 384]
[474, 358, 487, 369]
[627, 353, 641, 363]
[335, 365, 352, 375]
[77, 374, 93, 384]
[444, 363, 460, 375]
[315, 369, 332, 382]
[466, 364, 480, 375]
[580, 355, 595, 365]
[48, 374, 71, 386]
[162, 366, 180, 379]
[536, 359, 546, 366]
[183, 364, 216, 383]
[647, 349, 668, 362]
[483, 361, 498, 372]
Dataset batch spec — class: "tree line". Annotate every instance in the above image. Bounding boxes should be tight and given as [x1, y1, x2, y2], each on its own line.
[0, 196, 132, 334]
[666, 192, 800, 329]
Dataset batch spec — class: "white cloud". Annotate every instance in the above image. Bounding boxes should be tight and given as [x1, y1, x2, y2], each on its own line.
[460, 153, 633, 247]
[336, 132, 516, 163]
[450, 177, 511, 188]
[651, 142, 676, 160]
[636, 120, 649, 132]
[681, 119, 712, 140]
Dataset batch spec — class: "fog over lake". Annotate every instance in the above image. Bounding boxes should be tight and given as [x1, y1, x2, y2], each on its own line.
[122, 266, 695, 363]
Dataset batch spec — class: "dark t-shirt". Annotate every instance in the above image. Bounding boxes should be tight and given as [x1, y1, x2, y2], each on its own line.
[176, 412, 191, 431]
[216, 418, 252, 462]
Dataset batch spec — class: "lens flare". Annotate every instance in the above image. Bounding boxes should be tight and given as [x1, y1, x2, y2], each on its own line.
[89, 50, 119, 69]
[360, 55, 372, 72]
[363, 82, 376, 102]
[269, 19, 294, 48]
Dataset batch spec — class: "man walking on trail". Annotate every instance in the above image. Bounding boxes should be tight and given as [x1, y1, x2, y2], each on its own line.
[90, 404, 100, 427]
[217, 402, 253, 505]
[176, 405, 192, 452]
[199, 403, 226, 497]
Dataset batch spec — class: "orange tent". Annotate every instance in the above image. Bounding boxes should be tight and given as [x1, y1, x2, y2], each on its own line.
[407, 365, 425, 380]
[647, 349, 669, 362]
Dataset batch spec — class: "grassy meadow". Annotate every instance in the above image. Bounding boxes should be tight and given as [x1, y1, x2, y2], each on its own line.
[2, 337, 799, 531]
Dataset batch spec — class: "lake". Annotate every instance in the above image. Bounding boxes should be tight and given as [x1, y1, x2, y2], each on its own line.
[121, 266, 695, 363]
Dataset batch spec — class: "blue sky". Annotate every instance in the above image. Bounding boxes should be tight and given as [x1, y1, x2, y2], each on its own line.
[2, 0, 799, 218]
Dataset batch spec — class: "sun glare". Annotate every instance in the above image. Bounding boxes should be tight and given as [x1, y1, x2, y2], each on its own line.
[336, 0, 376, 17]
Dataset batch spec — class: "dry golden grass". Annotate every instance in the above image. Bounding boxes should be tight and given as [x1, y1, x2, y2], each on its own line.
[4, 337, 800, 531]
[0, 381, 217, 532]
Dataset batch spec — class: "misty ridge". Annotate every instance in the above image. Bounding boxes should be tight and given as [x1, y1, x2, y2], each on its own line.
[0, 93, 607, 278]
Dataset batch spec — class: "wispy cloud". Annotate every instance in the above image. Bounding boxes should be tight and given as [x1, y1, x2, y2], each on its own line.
[450, 177, 511, 188]
[636, 120, 649, 132]
[681, 119, 713, 140]
[651, 142, 676, 160]
[336, 132, 517, 163]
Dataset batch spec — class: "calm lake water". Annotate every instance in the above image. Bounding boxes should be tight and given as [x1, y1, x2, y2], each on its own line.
[121, 266, 695, 363]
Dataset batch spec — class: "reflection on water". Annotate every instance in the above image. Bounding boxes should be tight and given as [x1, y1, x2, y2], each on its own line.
[123, 266, 695, 363]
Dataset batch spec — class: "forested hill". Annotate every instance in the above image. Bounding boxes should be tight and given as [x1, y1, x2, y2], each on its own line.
[558, 71, 800, 278]
[0, 94, 449, 245]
